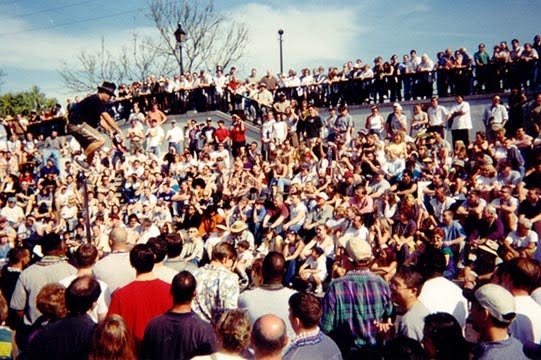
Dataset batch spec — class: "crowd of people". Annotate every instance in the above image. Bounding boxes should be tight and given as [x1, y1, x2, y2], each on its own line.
[100, 35, 541, 119]
[0, 79, 539, 359]
[0, 37, 540, 360]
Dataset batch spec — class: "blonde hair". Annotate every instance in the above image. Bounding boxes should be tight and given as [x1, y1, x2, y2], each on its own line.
[216, 309, 251, 353]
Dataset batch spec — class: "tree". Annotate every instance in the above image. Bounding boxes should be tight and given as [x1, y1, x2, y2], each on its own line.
[58, 0, 249, 93]
[0, 86, 57, 117]
[148, 0, 249, 73]
[58, 37, 121, 94]
[58, 31, 177, 93]
[117, 31, 175, 83]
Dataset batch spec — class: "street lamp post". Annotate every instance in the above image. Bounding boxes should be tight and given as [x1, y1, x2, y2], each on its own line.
[278, 29, 284, 75]
[174, 23, 187, 75]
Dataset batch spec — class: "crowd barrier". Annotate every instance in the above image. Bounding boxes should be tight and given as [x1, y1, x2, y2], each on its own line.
[109, 60, 539, 119]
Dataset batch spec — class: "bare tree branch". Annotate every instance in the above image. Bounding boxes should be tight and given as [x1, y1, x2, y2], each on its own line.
[147, 0, 249, 74]
[58, 0, 249, 92]
[58, 37, 121, 93]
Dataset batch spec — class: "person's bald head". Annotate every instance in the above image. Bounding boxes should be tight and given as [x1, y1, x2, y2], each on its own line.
[109, 227, 128, 250]
[251, 314, 288, 358]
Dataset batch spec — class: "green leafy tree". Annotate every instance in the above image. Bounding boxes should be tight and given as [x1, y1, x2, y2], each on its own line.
[0, 86, 57, 117]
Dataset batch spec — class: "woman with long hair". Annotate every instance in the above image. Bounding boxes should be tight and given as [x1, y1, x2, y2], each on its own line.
[282, 230, 305, 285]
[89, 315, 136, 360]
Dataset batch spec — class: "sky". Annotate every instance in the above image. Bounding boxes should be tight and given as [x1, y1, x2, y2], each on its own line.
[0, 0, 540, 105]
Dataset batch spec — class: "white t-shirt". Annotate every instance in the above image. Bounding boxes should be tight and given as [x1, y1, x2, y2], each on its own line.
[510, 295, 541, 344]
[367, 114, 385, 131]
[419, 276, 468, 329]
[289, 202, 307, 228]
[344, 226, 370, 243]
[483, 104, 508, 125]
[272, 121, 288, 142]
[59, 275, 110, 323]
[146, 126, 165, 147]
[0, 205, 24, 224]
[450, 101, 472, 130]
[261, 120, 276, 143]
[505, 230, 538, 249]
[430, 197, 456, 223]
[427, 105, 450, 127]
[304, 255, 327, 282]
[532, 288, 541, 306]
[166, 126, 184, 144]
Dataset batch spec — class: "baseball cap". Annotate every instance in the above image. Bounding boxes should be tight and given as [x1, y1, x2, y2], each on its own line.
[316, 192, 329, 200]
[345, 237, 373, 263]
[474, 284, 516, 324]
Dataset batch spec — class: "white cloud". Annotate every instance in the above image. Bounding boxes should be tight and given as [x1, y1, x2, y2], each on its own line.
[0, 14, 158, 71]
[0, 1, 365, 101]
[231, 3, 366, 74]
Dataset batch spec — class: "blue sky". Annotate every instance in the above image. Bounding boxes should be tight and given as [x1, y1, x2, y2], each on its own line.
[0, 0, 540, 104]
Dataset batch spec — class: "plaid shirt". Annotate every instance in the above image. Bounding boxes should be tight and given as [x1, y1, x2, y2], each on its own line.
[320, 269, 393, 353]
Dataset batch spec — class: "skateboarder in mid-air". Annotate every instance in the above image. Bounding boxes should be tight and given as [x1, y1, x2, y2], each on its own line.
[68, 81, 124, 168]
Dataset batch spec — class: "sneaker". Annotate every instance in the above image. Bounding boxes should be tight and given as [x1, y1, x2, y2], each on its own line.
[314, 285, 323, 294]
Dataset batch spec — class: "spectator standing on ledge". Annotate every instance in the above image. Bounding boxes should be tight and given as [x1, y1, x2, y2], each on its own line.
[448, 95, 472, 147]
[483, 95, 508, 142]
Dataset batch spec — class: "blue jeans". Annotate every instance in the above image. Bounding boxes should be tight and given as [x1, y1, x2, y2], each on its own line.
[276, 178, 291, 193]
[284, 259, 298, 285]
[169, 142, 181, 154]
[42, 148, 61, 166]
[148, 146, 160, 157]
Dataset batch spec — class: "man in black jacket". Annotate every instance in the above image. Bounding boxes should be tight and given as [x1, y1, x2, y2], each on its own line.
[68, 81, 123, 167]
